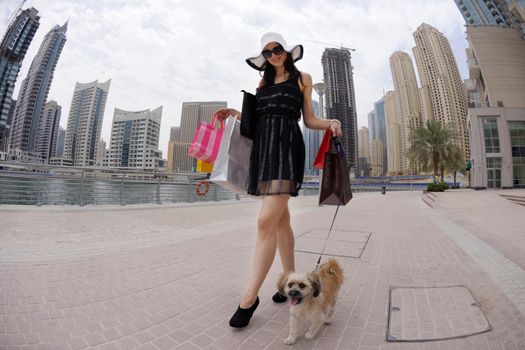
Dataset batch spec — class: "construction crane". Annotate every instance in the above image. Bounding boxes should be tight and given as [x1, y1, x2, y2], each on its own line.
[306, 40, 356, 52]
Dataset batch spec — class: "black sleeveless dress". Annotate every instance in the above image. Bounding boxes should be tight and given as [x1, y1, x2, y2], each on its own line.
[247, 78, 305, 197]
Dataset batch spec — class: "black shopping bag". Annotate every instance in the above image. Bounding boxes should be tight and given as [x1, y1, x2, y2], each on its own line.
[319, 137, 352, 206]
[240, 90, 257, 140]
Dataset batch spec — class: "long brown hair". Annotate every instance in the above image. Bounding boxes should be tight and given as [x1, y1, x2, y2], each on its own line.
[259, 52, 303, 90]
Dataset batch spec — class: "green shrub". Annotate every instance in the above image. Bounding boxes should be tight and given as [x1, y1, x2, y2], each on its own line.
[427, 182, 448, 192]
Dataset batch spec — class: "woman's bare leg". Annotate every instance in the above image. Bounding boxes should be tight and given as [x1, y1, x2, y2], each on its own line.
[276, 205, 295, 273]
[240, 194, 290, 308]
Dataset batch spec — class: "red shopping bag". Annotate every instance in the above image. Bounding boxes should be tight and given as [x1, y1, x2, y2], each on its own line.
[313, 129, 331, 169]
[188, 115, 224, 163]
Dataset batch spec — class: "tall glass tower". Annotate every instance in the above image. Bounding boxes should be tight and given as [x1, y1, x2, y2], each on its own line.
[373, 98, 388, 175]
[9, 22, 67, 160]
[63, 80, 111, 166]
[322, 48, 358, 169]
[302, 100, 322, 176]
[36, 100, 61, 162]
[454, 0, 525, 36]
[0, 7, 40, 152]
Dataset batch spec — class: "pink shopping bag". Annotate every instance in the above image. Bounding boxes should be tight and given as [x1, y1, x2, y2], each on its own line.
[188, 115, 224, 163]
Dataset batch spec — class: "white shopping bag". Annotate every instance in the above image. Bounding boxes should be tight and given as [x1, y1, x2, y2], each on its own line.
[210, 117, 252, 195]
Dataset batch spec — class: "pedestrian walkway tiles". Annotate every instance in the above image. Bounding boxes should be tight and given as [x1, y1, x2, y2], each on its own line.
[294, 228, 371, 258]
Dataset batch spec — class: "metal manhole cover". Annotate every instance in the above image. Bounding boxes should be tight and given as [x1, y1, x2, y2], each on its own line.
[294, 228, 371, 258]
[387, 286, 492, 342]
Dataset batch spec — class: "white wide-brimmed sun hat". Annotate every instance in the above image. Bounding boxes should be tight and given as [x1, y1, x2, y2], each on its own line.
[245, 32, 303, 71]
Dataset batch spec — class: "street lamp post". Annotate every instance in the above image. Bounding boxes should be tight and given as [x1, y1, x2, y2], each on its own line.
[313, 83, 327, 119]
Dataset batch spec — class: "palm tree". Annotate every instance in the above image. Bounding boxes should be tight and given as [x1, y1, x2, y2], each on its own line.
[442, 143, 465, 185]
[408, 119, 454, 179]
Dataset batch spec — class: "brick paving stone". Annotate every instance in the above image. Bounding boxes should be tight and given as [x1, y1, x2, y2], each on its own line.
[1, 191, 525, 349]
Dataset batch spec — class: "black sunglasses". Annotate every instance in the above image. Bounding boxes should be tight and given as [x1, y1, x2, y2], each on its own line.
[261, 45, 285, 59]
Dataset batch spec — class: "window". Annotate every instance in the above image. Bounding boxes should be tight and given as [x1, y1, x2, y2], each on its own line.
[482, 118, 500, 153]
[509, 121, 525, 188]
[486, 157, 501, 189]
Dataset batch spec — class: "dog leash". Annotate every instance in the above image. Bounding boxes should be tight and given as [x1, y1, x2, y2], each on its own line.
[315, 196, 343, 271]
[315, 137, 345, 272]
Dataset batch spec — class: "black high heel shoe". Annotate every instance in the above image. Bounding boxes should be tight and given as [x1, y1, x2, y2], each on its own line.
[272, 291, 287, 303]
[229, 297, 259, 328]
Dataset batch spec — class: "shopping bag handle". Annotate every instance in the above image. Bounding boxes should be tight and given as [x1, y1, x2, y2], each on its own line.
[330, 136, 345, 157]
[211, 114, 224, 129]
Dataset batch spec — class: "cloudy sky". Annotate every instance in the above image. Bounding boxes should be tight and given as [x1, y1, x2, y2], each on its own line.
[1, 0, 467, 156]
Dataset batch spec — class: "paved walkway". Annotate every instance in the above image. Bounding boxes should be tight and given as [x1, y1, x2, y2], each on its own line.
[1, 190, 525, 350]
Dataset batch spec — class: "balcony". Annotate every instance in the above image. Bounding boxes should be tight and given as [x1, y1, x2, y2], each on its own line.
[468, 61, 481, 80]
[465, 79, 478, 92]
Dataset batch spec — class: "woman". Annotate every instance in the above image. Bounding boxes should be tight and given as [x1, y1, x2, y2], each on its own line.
[215, 32, 343, 328]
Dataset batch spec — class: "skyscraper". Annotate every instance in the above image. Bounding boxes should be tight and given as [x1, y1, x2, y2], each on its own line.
[171, 101, 227, 172]
[413, 23, 469, 159]
[107, 107, 162, 168]
[358, 126, 370, 160]
[454, 0, 525, 36]
[370, 139, 384, 177]
[0, 7, 40, 152]
[167, 127, 180, 173]
[35, 100, 61, 163]
[385, 90, 403, 175]
[367, 99, 387, 176]
[9, 22, 67, 161]
[357, 126, 370, 177]
[97, 138, 106, 166]
[303, 100, 322, 176]
[373, 98, 387, 175]
[322, 48, 358, 169]
[389, 51, 423, 173]
[63, 79, 111, 166]
[55, 126, 65, 157]
[462, 25, 525, 188]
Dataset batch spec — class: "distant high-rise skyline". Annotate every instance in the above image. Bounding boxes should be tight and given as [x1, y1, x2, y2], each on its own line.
[9, 21, 67, 160]
[168, 101, 226, 173]
[35, 100, 61, 163]
[413, 23, 469, 159]
[384, 90, 402, 175]
[97, 138, 106, 166]
[107, 106, 162, 169]
[389, 51, 423, 174]
[0, 7, 40, 152]
[56, 126, 65, 157]
[358, 126, 370, 161]
[370, 139, 384, 177]
[373, 98, 387, 175]
[454, 0, 525, 36]
[303, 100, 322, 176]
[63, 79, 111, 166]
[322, 47, 358, 169]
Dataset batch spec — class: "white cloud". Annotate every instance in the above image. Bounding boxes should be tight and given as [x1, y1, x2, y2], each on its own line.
[1, 0, 467, 156]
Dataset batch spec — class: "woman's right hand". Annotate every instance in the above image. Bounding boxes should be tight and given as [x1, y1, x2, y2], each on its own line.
[215, 108, 241, 121]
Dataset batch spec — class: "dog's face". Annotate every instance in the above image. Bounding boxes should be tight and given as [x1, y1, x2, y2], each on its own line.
[277, 272, 321, 305]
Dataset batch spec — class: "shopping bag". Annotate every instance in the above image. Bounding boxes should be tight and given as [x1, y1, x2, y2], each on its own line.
[313, 129, 331, 169]
[319, 136, 352, 206]
[210, 117, 252, 195]
[196, 160, 213, 173]
[188, 115, 224, 163]
[240, 90, 258, 140]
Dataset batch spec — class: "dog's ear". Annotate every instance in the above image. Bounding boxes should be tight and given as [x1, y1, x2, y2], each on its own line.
[308, 272, 321, 298]
[277, 272, 290, 295]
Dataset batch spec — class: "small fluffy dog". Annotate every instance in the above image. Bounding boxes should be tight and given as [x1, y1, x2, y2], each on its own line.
[277, 259, 344, 345]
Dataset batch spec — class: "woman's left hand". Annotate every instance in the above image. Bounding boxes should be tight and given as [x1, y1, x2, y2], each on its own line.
[329, 120, 343, 138]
